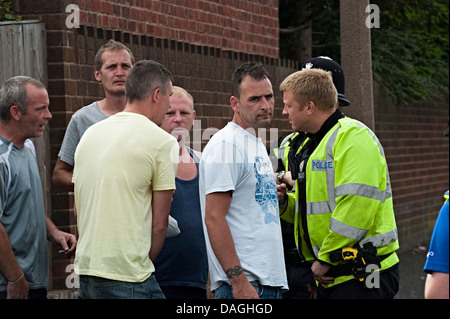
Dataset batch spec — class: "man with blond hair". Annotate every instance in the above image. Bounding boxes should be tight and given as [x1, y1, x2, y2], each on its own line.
[154, 86, 208, 299]
[278, 68, 399, 299]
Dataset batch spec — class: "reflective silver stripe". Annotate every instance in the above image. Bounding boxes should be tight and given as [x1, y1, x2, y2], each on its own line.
[313, 246, 321, 257]
[307, 119, 393, 215]
[330, 217, 369, 240]
[324, 127, 339, 213]
[307, 201, 332, 215]
[335, 183, 392, 203]
[276, 132, 298, 163]
[305, 126, 339, 216]
[359, 228, 399, 248]
[276, 147, 285, 161]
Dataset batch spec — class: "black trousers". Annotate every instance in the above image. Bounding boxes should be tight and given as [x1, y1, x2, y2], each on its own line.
[316, 264, 400, 299]
[0, 288, 47, 299]
[282, 261, 315, 299]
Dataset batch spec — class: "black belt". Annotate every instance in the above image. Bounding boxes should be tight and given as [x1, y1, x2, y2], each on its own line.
[326, 253, 392, 278]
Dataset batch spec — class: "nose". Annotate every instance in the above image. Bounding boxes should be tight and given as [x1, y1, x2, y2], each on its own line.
[116, 66, 125, 77]
[173, 111, 182, 123]
[282, 105, 289, 116]
[261, 96, 272, 111]
[45, 107, 52, 120]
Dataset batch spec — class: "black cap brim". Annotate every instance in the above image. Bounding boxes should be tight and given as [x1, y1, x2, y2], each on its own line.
[338, 94, 350, 107]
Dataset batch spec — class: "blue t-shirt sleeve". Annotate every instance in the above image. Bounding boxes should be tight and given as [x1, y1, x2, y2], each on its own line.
[424, 197, 449, 274]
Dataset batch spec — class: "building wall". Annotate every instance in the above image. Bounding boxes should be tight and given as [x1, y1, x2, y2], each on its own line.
[18, 0, 279, 58]
[15, 0, 449, 292]
[374, 83, 449, 250]
[17, 0, 288, 290]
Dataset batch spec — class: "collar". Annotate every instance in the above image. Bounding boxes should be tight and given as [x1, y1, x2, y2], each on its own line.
[306, 109, 345, 144]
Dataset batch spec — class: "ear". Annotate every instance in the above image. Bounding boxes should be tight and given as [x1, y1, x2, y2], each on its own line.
[152, 88, 161, 103]
[306, 101, 315, 115]
[10, 105, 22, 121]
[192, 109, 196, 121]
[94, 69, 102, 82]
[230, 96, 240, 113]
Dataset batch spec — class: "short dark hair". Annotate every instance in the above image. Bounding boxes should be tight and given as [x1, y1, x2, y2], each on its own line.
[231, 62, 270, 98]
[0, 76, 46, 122]
[126, 60, 174, 103]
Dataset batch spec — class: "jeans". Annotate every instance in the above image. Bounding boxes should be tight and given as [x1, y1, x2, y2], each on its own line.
[79, 275, 165, 299]
[214, 281, 282, 299]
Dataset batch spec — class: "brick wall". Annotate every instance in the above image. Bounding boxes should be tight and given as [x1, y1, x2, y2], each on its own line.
[16, 0, 285, 290]
[46, 26, 294, 289]
[15, 0, 449, 292]
[68, 0, 279, 58]
[374, 84, 449, 250]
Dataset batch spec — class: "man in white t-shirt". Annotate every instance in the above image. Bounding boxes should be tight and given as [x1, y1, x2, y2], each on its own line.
[200, 62, 288, 299]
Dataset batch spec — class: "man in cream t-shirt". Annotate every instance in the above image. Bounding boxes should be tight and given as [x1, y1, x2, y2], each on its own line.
[73, 60, 178, 299]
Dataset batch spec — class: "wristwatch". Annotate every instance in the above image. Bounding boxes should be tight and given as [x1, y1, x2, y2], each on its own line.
[276, 171, 286, 182]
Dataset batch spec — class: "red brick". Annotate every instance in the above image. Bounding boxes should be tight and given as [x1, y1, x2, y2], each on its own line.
[67, 0, 280, 58]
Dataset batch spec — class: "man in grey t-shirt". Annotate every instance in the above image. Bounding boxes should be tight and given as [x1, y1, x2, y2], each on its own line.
[0, 76, 77, 299]
[52, 40, 134, 191]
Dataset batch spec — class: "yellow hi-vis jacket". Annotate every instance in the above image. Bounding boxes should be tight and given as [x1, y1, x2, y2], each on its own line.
[280, 117, 399, 287]
[273, 132, 300, 171]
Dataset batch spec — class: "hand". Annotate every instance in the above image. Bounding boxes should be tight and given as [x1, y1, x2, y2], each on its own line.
[282, 171, 295, 188]
[230, 276, 260, 299]
[226, 266, 259, 299]
[311, 261, 334, 285]
[276, 183, 287, 204]
[232, 281, 260, 299]
[7, 273, 28, 299]
[51, 230, 77, 257]
[46, 216, 77, 256]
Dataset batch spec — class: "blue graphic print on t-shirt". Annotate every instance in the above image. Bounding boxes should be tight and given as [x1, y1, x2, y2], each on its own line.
[253, 156, 279, 224]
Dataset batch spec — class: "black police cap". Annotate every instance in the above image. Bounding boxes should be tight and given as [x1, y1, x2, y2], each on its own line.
[300, 56, 350, 107]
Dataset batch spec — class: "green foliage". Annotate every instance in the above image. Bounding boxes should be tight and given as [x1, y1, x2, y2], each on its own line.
[0, 0, 21, 22]
[371, 0, 449, 105]
[310, 0, 340, 62]
[279, 0, 449, 105]
[279, 0, 341, 62]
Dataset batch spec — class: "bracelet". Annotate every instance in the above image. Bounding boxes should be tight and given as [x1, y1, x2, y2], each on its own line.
[9, 272, 24, 284]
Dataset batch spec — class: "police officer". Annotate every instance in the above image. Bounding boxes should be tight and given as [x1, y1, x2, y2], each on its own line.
[274, 57, 351, 298]
[274, 57, 351, 190]
[278, 67, 400, 299]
